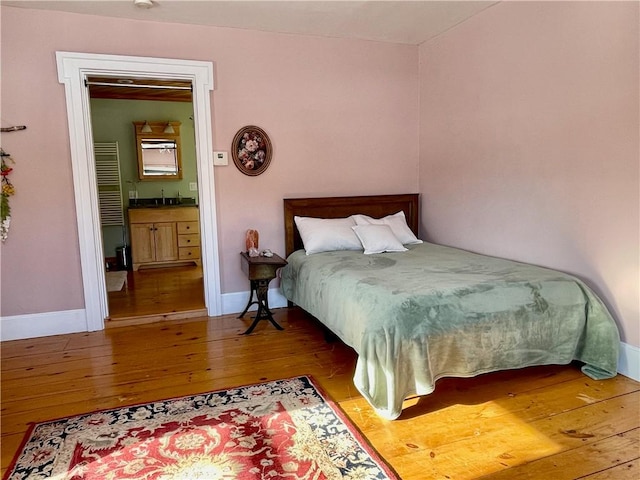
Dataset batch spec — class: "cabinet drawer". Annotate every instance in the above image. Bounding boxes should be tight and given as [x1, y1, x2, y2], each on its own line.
[179, 246, 201, 260]
[129, 207, 198, 224]
[178, 234, 200, 247]
[177, 221, 199, 235]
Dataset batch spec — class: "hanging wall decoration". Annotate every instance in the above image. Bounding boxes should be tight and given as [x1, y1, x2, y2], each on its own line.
[0, 124, 26, 242]
[1, 149, 15, 242]
[231, 125, 273, 176]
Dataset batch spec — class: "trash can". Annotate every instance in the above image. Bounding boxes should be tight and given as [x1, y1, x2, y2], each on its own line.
[116, 245, 132, 271]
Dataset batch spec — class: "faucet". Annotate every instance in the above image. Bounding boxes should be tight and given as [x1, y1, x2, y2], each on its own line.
[177, 191, 182, 204]
[126, 180, 138, 206]
[161, 189, 165, 205]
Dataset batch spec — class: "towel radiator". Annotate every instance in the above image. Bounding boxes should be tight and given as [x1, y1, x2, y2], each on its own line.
[94, 142, 124, 227]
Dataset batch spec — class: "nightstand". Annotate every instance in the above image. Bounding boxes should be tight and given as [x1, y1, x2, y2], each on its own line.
[238, 252, 288, 334]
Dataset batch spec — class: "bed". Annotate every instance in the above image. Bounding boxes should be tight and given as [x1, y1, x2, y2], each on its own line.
[280, 194, 620, 420]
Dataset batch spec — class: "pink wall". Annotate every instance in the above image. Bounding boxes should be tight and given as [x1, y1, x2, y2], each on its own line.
[419, 2, 639, 346]
[0, 6, 419, 316]
[3, 3, 637, 352]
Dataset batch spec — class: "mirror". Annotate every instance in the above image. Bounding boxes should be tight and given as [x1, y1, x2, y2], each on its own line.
[140, 139, 179, 176]
[133, 121, 182, 180]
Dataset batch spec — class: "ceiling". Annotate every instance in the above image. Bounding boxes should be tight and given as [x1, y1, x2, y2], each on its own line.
[3, 0, 498, 45]
[87, 77, 193, 102]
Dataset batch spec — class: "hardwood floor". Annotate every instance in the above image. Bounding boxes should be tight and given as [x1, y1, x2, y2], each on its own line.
[1, 308, 638, 479]
[107, 265, 206, 326]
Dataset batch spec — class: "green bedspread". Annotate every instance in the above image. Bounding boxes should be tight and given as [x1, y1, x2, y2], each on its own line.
[280, 242, 620, 420]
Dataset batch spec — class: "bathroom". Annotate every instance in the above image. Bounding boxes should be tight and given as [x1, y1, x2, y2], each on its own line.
[90, 83, 205, 322]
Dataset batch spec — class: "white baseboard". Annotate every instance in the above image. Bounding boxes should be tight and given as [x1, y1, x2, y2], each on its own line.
[618, 341, 640, 382]
[1, 300, 638, 384]
[0, 309, 87, 341]
[0, 288, 289, 341]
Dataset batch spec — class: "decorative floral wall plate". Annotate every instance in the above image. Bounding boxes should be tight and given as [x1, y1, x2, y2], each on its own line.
[231, 125, 272, 176]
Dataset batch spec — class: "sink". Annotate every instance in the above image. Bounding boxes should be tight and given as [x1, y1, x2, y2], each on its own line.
[129, 197, 197, 208]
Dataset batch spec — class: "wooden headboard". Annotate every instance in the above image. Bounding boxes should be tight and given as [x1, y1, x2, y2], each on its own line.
[283, 193, 420, 257]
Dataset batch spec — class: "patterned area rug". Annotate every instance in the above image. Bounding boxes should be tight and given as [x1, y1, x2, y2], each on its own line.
[4, 376, 398, 479]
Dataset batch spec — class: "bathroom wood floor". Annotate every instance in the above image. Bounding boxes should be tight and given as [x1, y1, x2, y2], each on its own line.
[107, 265, 205, 326]
[1, 309, 638, 479]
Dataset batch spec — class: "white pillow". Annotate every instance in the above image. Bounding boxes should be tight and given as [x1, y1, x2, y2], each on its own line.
[352, 211, 422, 245]
[352, 225, 408, 255]
[294, 216, 362, 255]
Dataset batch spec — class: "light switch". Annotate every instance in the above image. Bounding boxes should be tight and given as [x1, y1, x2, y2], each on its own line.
[189, 182, 198, 191]
[213, 151, 228, 166]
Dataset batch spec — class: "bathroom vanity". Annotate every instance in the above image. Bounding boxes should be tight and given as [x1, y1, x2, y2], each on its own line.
[128, 205, 200, 271]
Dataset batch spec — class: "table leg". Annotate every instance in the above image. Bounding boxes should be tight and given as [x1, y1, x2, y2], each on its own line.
[238, 281, 258, 319]
[241, 279, 284, 335]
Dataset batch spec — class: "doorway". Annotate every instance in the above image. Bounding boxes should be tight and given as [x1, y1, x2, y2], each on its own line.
[89, 83, 206, 323]
[56, 52, 222, 332]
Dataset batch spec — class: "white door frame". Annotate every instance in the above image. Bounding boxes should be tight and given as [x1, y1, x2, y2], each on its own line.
[56, 51, 221, 331]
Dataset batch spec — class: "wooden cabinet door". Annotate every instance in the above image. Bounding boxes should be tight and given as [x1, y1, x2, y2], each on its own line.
[153, 222, 178, 262]
[130, 222, 156, 264]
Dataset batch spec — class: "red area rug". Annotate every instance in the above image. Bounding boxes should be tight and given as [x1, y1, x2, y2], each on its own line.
[4, 376, 398, 479]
